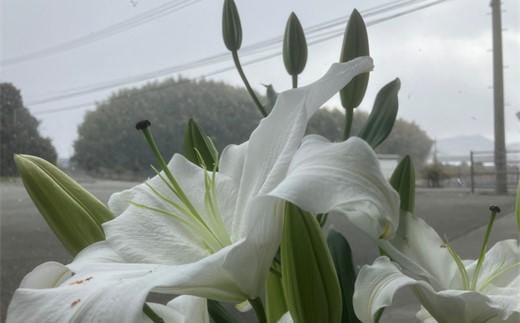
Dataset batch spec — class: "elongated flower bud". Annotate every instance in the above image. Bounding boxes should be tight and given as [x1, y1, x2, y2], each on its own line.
[15, 154, 113, 255]
[281, 203, 342, 323]
[340, 9, 370, 109]
[183, 118, 218, 169]
[358, 78, 401, 148]
[222, 0, 242, 51]
[390, 155, 415, 213]
[283, 12, 308, 77]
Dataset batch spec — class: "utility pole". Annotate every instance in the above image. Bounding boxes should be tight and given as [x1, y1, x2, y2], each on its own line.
[490, 0, 508, 194]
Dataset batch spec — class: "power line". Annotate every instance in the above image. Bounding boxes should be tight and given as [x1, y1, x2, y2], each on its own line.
[27, 0, 434, 106]
[1, 0, 204, 66]
[33, 0, 451, 115]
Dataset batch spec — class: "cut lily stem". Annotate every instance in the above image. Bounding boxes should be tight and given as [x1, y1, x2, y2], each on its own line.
[249, 297, 267, 323]
[292, 74, 298, 89]
[343, 106, 354, 140]
[471, 205, 500, 290]
[143, 303, 164, 323]
[231, 50, 268, 117]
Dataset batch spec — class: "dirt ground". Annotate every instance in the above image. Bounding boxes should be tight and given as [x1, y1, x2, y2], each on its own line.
[0, 180, 516, 322]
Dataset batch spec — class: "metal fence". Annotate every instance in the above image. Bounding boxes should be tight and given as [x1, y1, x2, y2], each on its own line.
[469, 150, 520, 193]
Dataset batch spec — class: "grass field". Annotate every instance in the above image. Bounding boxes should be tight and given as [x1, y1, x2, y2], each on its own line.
[0, 180, 516, 322]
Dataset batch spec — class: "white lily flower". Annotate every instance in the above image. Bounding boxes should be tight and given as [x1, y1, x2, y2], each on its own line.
[7, 261, 209, 323]
[7, 57, 400, 322]
[353, 213, 520, 323]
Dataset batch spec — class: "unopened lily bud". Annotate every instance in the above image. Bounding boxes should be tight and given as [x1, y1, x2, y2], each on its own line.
[390, 155, 415, 213]
[15, 154, 113, 255]
[222, 0, 242, 51]
[283, 12, 308, 77]
[183, 118, 218, 169]
[340, 9, 370, 109]
[281, 202, 342, 323]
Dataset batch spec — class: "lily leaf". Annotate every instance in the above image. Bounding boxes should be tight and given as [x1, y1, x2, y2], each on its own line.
[358, 78, 400, 148]
[283, 12, 308, 77]
[183, 118, 218, 169]
[222, 0, 242, 51]
[389, 155, 415, 213]
[266, 271, 287, 323]
[207, 300, 240, 323]
[340, 9, 370, 110]
[281, 202, 342, 323]
[14, 154, 113, 255]
[327, 230, 360, 323]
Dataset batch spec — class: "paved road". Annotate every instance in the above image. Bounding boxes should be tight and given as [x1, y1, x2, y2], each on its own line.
[0, 180, 516, 322]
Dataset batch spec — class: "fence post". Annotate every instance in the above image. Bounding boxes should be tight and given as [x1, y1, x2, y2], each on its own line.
[470, 150, 475, 193]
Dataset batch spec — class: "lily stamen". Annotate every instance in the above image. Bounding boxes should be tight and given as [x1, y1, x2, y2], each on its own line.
[470, 205, 501, 290]
[135, 120, 231, 253]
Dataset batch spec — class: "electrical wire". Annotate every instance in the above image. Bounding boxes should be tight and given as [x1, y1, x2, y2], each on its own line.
[32, 0, 451, 115]
[1, 0, 204, 66]
[27, 0, 435, 106]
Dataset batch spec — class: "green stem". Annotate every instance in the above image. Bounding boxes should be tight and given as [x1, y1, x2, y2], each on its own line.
[249, 297, 267, 323]
[143, 304, 164, 323]
[343, 106, 354, 140]
[292, 74, 298, 89]
[471, 208, 499, 289]
[232, 50, 267, 117]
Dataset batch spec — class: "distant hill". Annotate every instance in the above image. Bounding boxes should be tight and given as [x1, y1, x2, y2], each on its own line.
[436, 135, 493, 157]
[434, 135, 520, 163]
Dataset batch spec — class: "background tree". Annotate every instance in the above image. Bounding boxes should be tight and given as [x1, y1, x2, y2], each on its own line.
[0, 83, 57, 176]
[308, 109, 433, 166]
[73, 77, 432, 178]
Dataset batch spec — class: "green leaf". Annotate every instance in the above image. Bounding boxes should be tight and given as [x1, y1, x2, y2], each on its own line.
[283, 12, 308, 76]
[281, 202, 342, 323]
[389, 155, 415, 213]
[183, 118, 218, 169]
[207, 300, 240, 323]
[14, 154, 113, 255]
[222, 0, 242, 51]
[327, 230, 360, 323]
[340, 9, 370, 110]
[358, 78, 401, 148]
[266, 271, 287, 323]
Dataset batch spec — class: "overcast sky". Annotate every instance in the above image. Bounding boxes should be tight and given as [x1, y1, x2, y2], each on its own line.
[1, 0, 519, 158]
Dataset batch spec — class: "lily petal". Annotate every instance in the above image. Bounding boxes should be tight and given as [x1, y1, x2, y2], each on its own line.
[106, 154, 238, 264]
[7, 245, 246, 323]
[146, 296, 209, 323]
[465, 239, 520, 292]
[354, 256, 519, 323]
[269, 135, 399, 240]
[229, 57, 374, 239]
[378, 213, 459, 290]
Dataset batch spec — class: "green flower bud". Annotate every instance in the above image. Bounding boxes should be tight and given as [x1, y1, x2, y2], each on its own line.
[183, 118, 218, 169]
[283, 12, 308, 77]
[340, 9, 370, 110]
[222, 0, 242, 51]
[390, 155, 415, 213]
[358, 78, 401, 148]
[14, 154, 113, 255]
[281, 203, 342, 323]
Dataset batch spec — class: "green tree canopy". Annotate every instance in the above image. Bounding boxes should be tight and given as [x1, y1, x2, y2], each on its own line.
[0, 83, 57, 176]
[73, 78, 432, 178]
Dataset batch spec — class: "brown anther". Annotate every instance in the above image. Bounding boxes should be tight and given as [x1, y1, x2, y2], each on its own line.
[71, 299, 81, 307]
